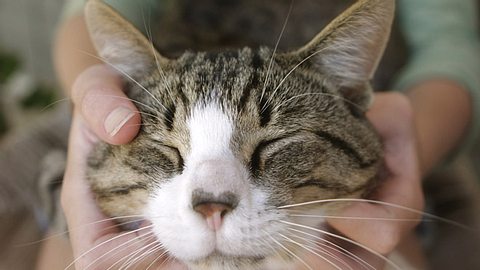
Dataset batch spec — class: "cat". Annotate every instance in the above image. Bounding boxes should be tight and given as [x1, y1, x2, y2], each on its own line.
[83, 0, 393, 269]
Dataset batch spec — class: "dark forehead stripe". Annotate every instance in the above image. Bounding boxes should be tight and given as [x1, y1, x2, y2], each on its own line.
[210, 53, 226, 83]
[176, 53, 197, 108]
[177, 76, 190, 108]
[133, 68, 190, 130]
[204, 50, 239, 61]
[238, 50, 272, 127]
[189, 52, 231, 102]
[204, 51, 240, 88]
[258, 94, 272, 127]
[315, 131, 377, 168]
[164, 104, 176, 131]
[237, 51, 263, 113]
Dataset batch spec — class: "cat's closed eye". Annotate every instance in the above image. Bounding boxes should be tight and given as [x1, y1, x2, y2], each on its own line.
[125, 142, 184, 175]
[253, 133, 360, 188]
[250, 137, 286, 176]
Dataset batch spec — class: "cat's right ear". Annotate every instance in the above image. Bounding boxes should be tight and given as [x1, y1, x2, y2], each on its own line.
[85, 0, 168, 78]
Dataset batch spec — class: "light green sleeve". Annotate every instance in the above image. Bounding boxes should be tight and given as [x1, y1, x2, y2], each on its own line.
[60, 0, 86, 20]
[394, 0, 480, 155]
[60, 0, 161, 34]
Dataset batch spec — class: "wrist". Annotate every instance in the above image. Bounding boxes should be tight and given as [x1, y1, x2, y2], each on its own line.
[54, 15, 100, 95]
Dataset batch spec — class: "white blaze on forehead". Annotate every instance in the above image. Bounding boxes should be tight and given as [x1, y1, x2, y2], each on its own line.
[187, 103, 234, 162]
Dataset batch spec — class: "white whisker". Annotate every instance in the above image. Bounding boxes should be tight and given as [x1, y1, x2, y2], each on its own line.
[285, 229, 372, 270]
[274, 92, 364, 112]
[138, 111, 167, 123]
[287, 228, 375, 270]
[264, 230, 313, 270]
[161, 255, 177, 270]
[79, 50, 168, 111]
[41, 97, 72, 111]
[261, 45, 335, 114]
[64, 225, 154, 270]
[18, 215, 147, 248]
[142, 6, 176, 106]
[259, 0, 294, 107]
[257, 232, 285, 264]
[86, 232, 156, 270]
[81, 93, 157, 111]
[105, 234, 157, 270]
[288, 213, 423, 222]
[279, 232, 343, 270]
[284, 231, 349, 267]
[278, 198, 472, 231]
[279, 220, 401, 270]
[117, 238, 160, 270]
[120, 242, 159, 270]
[145, 247, 170, 270]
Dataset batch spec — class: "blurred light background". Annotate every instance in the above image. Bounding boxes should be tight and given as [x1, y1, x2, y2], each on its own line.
[0, 1, 67, 269]
[0, 0, 63, 136]
[0, 1, 479, 270]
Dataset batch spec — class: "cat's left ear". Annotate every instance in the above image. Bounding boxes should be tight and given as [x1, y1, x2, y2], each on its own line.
[283, 0, 395, 110]
[84, 0, 169, 78]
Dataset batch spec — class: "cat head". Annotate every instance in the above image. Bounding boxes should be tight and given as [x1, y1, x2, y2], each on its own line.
[85, 0, 393, 268]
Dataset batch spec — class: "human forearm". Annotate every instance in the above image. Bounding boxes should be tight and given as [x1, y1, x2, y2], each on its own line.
[396, 0, 479, 175]
[406, 80, 472, 175]
[54, 15, 100, 94]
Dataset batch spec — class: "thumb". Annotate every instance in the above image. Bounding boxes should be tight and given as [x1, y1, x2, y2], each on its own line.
[71, 64, 141, 145]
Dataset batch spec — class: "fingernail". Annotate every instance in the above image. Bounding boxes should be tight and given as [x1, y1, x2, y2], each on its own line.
[104, 107, 135, 137]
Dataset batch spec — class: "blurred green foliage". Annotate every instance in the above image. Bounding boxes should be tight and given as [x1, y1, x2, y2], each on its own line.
[21, 84, 57, 109]
[0, 50, 58, 137]
[0, 51, 20, 84]
[0, 50, 19, 135]
[0, 110, 7, 136]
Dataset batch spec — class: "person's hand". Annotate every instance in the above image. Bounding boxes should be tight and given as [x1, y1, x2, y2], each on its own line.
[61, 65, 186, 269]
[298, 92, 424, 269]
[71, 64, 141, 145]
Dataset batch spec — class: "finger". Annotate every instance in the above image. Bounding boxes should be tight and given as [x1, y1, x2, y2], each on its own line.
[368, 93, 423, 211]
[368, 93, 419, 182]
[328, 93, 424, 254]
[71, 64, 141, 145]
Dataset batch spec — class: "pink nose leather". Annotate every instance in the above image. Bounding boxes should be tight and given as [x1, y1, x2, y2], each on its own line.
[194, 203, 232, 231]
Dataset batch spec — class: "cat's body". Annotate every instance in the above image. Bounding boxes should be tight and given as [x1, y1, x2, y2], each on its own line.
[84, 0, 393, 269]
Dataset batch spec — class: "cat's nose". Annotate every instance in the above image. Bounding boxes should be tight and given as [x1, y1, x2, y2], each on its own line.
[192, 189, 238, 231]
[194, 202, 232, 231]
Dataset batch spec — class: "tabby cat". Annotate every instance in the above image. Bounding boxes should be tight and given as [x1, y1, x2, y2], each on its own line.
[84, 0, 392, 269]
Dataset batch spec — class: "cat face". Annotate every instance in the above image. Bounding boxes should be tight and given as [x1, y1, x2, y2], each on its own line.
[85, 0, 393, 269]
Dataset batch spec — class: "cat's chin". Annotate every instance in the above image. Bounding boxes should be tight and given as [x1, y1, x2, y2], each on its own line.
[185, 252, 295, 270]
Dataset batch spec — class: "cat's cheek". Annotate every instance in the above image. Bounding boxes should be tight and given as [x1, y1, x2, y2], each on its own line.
[144, 179, 216, 261]
[214, 188, 273, 255]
